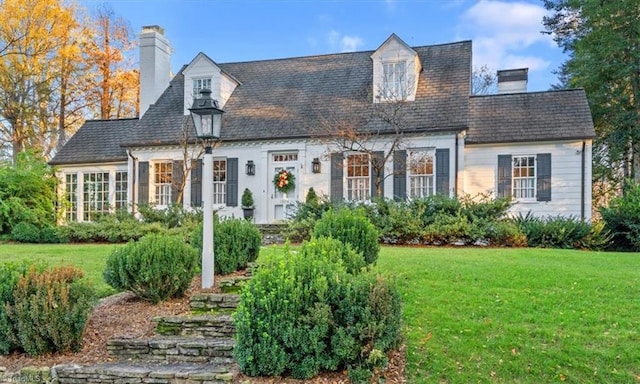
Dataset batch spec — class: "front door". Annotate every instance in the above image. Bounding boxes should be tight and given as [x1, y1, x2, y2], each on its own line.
[269, 152, 298, 222]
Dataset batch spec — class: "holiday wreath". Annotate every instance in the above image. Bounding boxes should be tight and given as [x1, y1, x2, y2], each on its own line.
[273, 169, 295, 194]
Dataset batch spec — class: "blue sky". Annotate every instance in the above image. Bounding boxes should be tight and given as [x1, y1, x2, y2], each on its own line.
[84, 0, 565, 92]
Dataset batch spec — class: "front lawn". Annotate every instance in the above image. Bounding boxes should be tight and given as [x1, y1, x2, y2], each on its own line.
[2, 243, 638, 382]
[377, 247, 640, 383]
[0, 243, 118, 297]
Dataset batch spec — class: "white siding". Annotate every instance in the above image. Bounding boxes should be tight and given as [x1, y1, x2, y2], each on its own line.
[463, 140, 592, 220]
[371, 36, 421, 102]
[182, 54, 238, 115]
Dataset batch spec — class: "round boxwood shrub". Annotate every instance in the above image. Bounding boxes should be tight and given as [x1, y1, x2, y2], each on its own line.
[103, 234, 198, 303]
[313, 209, 380, 265]
[191, 218, 261, 275]
[10, 222, 41, 243]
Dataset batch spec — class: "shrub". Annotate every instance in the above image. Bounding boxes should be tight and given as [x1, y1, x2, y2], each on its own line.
[10, 222, 41, 243]
[303, 237, 366, 275]
[0, 262, 33, 354]
[103, 234, 198, 303]
[138, 204, 202, 229]
[59, 216, 165, 243]
[313, 209, 380, 265]
[234, 240, 401, 380]
[5, 266, 96, 356]
[191, 218, 262, 275]
[600, 183, 640, 251]
[285, 190, 332, 242]
[513, 213, 608, 249]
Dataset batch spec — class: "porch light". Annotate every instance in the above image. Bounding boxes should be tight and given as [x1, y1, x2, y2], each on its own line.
[246, 160, 255, 176]
[189, 89, 223, 142]
[312, 157, 321, 174]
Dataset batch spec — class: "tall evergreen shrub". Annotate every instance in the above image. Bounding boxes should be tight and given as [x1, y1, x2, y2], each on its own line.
[313, 209, 380, 265]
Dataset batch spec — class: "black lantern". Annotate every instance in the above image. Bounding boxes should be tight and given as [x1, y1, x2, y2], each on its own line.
[312, 157, 321, 173]
[246, 160, 255, 176]
[189, 89, 224, 146]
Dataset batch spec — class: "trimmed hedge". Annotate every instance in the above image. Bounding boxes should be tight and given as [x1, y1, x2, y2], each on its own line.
[313, 209, 380, 265]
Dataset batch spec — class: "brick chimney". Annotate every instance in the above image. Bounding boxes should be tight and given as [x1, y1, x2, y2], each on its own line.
[139, 25, 171, 117]
[497, 68, 528, 94]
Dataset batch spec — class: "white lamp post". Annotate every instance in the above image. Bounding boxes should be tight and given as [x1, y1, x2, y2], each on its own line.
[189, 89, 224, 289]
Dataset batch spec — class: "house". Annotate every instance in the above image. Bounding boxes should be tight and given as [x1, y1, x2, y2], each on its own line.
[50, 26, 595, 224]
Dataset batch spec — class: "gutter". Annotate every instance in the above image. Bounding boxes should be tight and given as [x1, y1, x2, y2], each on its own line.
[128, 150, 137, 214]
[581, 141, 586, 221]
[455, 134, 459, 196]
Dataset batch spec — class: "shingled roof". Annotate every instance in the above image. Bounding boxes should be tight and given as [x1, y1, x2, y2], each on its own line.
[124, 40, 472, 146]
[49, 118, 138, 165]
[467, 89, 595, 144]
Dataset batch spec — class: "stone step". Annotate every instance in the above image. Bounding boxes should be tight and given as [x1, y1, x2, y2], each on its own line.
[54, 362, 234, 384]
[153, 314, 234, 338]
[189, 293, 240, 312]
[107, 336, 235, 365]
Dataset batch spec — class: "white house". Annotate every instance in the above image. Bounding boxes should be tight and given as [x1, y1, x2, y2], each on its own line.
[50, 26, 595, 223]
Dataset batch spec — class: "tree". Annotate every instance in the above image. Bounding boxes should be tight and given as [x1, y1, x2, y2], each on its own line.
[543, 0, 640, 191]
[85, 3, 138, 120]
[472, 65, 497, 95]
[0, 0, 83, 162]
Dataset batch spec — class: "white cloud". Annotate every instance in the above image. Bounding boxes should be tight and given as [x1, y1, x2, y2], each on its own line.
[325, 30, 364, 53]
[340, 36, 364, 52]
[457, 0, 554, 73]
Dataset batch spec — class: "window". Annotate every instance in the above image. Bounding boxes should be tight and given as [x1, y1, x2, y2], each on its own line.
[154, 162, 172, 206]
[408, 150, 434, 198]
[273, 153, 298, 162]
[193, 78, 212, 96]
[83, 172, 109, 221]
[65, 174, 78, 222]
[513, 156, 536, 199]
[213, 159, 226, 205]
[115, 171, 128, 210]
[383, 61, 407, 99]
[346, 154, 370, 201]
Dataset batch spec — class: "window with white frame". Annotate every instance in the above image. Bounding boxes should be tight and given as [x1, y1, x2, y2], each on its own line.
[154, 162, 172, 206]
[193, 78, 212, 96]
[213, 159, 226, 205]
[513, 156, 536, 199]
[383, 61, 407, 99]
[346, 153, 370, 201]
[115, 171, 128, 210]
[83, 172, 109, 221]
[408, 150, 434, 198]
[65, 173, 78, 222]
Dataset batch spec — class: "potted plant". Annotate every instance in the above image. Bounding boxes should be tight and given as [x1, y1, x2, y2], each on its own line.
[241, 188, 255, 220]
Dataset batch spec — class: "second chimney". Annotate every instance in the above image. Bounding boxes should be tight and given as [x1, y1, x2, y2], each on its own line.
[497, 68, 528, 94]
[139, 25, 172, 117]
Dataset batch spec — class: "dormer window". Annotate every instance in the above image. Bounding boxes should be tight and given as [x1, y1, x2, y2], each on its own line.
[193, 78, 212, 96]
[383, 61, 407, 99]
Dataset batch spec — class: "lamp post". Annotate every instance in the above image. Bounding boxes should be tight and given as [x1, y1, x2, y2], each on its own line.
[189, 89, 224, 289]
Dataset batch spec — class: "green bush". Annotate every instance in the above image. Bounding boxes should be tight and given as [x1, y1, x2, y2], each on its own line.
[234, 240, 401, 380]
[285, 189, 332, 242]
[479, 219, 527, 247]
[59, 216, 165, 243]
[10, 222, 41, 243]
[303, 237, 366, 275]
[103, 234, 198, 303]
[191, 218, 261, 275]
[0, 262, 33, 354]
[513, 213, 609, 250]
[5, 266, 96, 356]
[313, 209, 380, 265]
[600, 183, 640, 251]
[138, 204, 202, 229]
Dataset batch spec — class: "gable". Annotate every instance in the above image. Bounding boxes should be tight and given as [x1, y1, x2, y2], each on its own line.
[182, 52, 239, 115]
[371, 34, 422, 102]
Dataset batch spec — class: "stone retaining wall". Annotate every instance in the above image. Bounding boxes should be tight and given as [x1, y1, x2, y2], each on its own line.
[107, 337, 235, 365]
[189, 293, 240, 312]
[153, 314, 234, 338]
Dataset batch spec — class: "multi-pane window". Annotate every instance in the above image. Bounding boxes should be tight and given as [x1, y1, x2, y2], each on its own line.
[83, 172, 109, 221]
[273, 153, 298, 162]
[154, 162, 172, 206]
[193, 78, 212, 96]
[346, 154, 370, 201]
[383, 61, 407, 99]
[408, 150, 434, 198]
[115, 171, 128, 210]
[65, 174, 78, 222]
[513, 156, 536, 199]
[213, 159, 226, 204]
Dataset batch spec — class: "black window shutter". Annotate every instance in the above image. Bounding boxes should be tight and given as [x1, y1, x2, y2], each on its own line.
[371, 151, 385, 198]
[226, 158, 238, 207]
[497, 155, 512, 199]
[190, 159, 202, 207]
[330, 152, 344, 202]
[138, 161, 149, 204]
[435, 148, 450, 196]
[393, 150, 407, 200]
[536, 153, 552, 202]
[172, 160, 184, 204]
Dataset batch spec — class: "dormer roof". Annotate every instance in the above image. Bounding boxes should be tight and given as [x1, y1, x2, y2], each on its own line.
[371, 33, 418, 60]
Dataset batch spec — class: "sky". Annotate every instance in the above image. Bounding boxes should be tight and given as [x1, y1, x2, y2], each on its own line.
[82, 0, 565, 92]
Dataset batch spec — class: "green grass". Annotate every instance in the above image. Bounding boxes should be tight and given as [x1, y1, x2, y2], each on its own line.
[0, 243, 119, 297]
[377, 247, 640, 383]
[2, 243, 639, 382]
